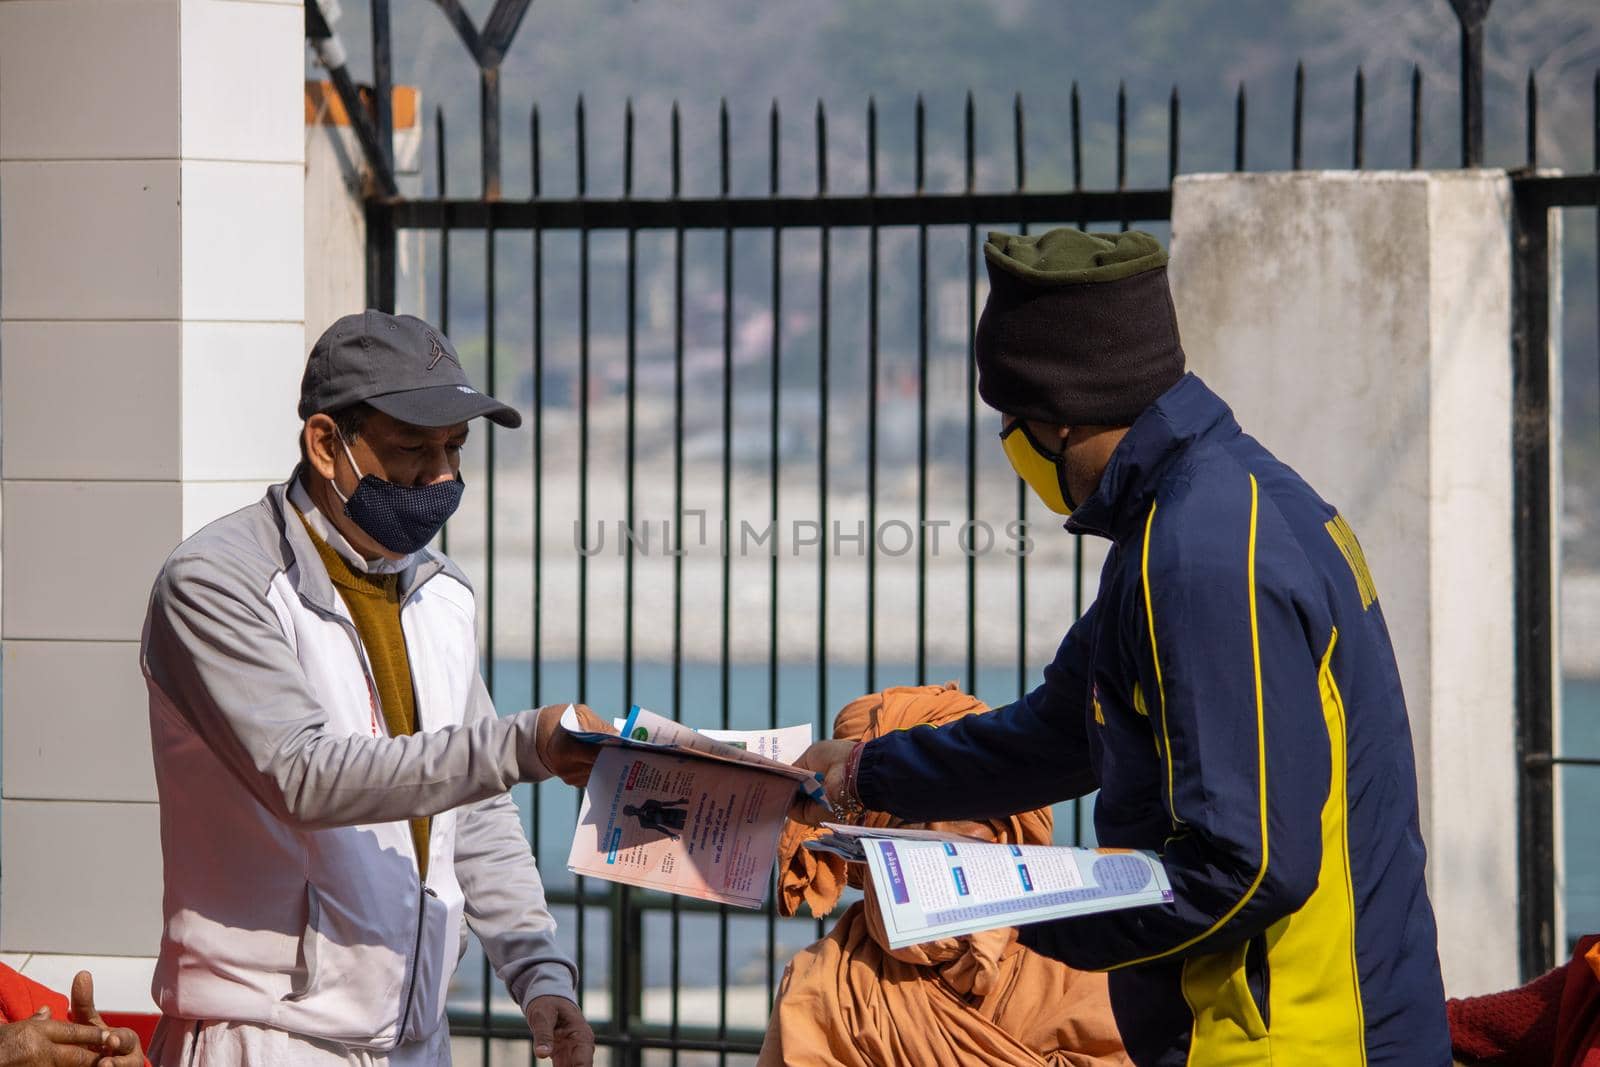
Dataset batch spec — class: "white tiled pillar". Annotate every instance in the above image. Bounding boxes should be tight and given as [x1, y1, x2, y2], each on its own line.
[0, 0, 305, 1009]
[1170, 171, 1525, 997]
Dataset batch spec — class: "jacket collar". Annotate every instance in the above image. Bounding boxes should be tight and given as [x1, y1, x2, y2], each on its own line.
[288, 477, 413, 576]
[268, 467, 446, 614]
[1065, 373, 1239, 544]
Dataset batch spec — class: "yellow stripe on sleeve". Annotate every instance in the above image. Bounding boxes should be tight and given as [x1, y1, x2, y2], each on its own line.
[1141, 502, 1182, 829]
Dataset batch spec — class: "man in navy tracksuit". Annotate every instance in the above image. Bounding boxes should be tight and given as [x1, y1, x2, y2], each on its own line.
[796, 229, 1452, 1066]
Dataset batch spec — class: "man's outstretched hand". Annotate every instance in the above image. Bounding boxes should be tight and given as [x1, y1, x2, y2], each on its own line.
[534, 704, 616, 787]
[526, 994, 594, 1067]
[789, 739, 859, 826]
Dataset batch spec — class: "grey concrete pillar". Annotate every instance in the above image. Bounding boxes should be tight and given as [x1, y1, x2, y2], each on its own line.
[1169, 170, 1527, 996]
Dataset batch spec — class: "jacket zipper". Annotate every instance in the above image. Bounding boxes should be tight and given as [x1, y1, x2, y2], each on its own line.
[345, 625, 381, 737]
[313, 604, 383, 738]
[393, 590, 433, 1044]
[393, 883, 437, 1042]
[398, 590, 426, 736]
[396, 592, 431, 859]
[309, 597, 434, 1043]
[298, 577, 440, 1042]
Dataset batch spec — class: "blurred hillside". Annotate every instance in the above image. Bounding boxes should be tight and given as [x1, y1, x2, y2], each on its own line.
[310, 0, 1600, 574]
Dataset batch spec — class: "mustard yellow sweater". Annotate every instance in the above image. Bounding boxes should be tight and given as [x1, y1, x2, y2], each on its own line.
[300, 515, 431, 878]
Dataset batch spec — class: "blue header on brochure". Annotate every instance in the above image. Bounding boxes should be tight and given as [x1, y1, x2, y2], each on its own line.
[622, 704, 644, 738]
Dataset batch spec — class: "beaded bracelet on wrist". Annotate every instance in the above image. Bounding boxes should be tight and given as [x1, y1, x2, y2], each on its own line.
[834, 741, 868, 823]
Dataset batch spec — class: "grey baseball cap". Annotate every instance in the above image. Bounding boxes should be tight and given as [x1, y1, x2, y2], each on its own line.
[298, 310, 522, 429]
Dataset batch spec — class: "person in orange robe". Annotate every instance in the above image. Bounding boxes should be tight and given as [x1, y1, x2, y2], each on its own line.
[759, 683, 1131, 1067]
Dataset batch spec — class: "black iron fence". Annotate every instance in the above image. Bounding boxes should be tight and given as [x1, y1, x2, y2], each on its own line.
[1511, 160, 1600, 980]
[413, 91, 1176, 1064]
[311, 0, 1599, 1060]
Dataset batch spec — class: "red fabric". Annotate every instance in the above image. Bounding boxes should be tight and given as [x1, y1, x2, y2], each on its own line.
[1447, 936, 1600, 1066]
[0, 963, 70, 1024]
[0, 963, 157, 1063]
[1553, 938, 1600, 1067]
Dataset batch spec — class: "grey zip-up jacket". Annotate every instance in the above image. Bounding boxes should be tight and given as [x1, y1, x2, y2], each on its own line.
[141, 473, 576, 1050]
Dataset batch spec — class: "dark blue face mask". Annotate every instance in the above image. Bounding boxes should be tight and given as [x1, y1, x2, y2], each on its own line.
[333, 438, 464, 556]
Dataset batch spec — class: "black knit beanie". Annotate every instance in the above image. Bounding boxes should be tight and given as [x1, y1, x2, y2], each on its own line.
[974, 228, 1186, 427]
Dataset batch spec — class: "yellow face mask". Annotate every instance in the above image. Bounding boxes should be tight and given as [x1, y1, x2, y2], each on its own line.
[1000, 420, 1073, 515]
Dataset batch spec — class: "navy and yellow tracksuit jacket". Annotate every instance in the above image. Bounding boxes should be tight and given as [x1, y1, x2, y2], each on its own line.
[855, 374, 1451, 1066]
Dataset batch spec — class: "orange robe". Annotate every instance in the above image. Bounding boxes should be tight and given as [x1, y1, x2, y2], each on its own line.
[760, 684, 1130, 1067]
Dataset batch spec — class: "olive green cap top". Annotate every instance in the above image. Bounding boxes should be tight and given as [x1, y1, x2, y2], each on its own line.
[983, 228, 1168, 286]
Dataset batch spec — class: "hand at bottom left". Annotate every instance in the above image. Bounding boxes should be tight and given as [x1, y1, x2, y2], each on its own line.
[526, 994, 595, 1067]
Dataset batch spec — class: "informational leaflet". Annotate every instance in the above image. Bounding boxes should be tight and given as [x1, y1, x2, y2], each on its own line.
[564, 706, 821, 908]
[576, 705, 823, 803]
[611, 712, 812, 767]
[837, 826, 1173, 950]
[803, 822, 989, 863]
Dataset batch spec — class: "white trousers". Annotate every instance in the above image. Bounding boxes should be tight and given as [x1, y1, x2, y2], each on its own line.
[147, 1017, 452, 1066]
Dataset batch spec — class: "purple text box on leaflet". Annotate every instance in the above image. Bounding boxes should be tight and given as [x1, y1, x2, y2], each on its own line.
[879, 842, 910, 905]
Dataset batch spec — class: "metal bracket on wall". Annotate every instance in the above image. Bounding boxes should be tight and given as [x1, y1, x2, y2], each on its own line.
[305, 0, 400, 199]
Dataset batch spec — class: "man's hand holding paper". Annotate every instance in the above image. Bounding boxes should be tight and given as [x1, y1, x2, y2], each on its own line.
[534, 703, 615, 786]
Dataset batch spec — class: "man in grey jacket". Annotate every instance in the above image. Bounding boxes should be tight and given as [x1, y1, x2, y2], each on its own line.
[141, 311, 601, 1066]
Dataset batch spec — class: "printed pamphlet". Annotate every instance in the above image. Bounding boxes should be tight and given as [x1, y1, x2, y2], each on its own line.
[611, 715, 813, 767]
[806, 823, 1174, 949]
[564, 706, 822, 908]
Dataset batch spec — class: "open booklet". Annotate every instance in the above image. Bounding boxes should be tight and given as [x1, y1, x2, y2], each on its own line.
[806, 823, 1174, 950]
[563, 705, 824, 908]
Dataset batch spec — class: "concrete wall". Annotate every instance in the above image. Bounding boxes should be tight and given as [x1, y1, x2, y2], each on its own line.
[0, 0, 306, 1009]
[1170, 170, 1523, 996]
